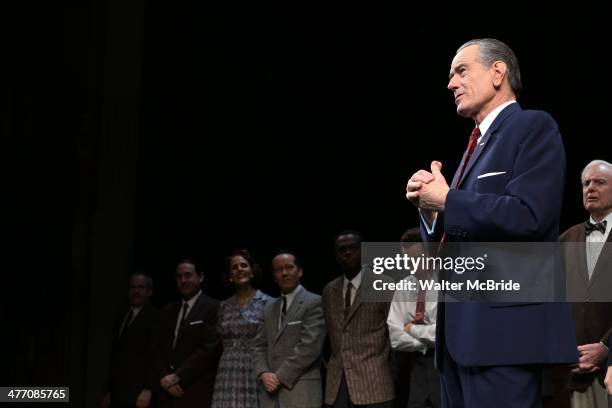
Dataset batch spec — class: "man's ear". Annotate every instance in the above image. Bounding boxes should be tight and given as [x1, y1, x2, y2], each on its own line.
[491, 61, 507, 89]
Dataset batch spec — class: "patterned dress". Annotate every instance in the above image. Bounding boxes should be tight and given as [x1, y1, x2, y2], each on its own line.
[212, 290, 272, 408]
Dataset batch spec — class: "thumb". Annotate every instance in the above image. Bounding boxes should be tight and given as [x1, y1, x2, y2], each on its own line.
[431, 160, 443, 176]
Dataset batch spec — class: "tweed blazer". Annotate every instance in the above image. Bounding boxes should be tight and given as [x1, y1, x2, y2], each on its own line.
[322, 273, 394, 405]
[252, 287, 326, 408]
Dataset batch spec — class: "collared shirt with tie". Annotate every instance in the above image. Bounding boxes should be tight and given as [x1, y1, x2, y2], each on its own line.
[342, 269, 363, 320]
[173, 290, 201, 348]
[278, 284, 302, 329]
[118, 305, 142, 339]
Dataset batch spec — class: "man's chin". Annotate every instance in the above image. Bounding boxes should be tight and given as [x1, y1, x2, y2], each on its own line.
[456, 106, 470, 118]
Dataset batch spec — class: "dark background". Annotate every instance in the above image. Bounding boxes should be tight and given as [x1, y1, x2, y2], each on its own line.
[2, 1, 610, 406]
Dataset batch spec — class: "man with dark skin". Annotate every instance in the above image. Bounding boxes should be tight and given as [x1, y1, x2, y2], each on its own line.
[323, 231, 395, 408]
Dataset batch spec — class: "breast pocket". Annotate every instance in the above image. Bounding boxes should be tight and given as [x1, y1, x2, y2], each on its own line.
[476, 171, 510, 193]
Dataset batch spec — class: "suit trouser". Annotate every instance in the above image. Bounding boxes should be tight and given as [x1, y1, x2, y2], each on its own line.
[571, 380, 612, 408]
[408, 350, 440, 408]
[330, 374, 394, 408]
[392, 351, 414, 408]
[439, 342, 541, 408]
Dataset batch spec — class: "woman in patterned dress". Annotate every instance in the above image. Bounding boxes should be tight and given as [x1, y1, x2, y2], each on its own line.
[212, 249, 271, 408]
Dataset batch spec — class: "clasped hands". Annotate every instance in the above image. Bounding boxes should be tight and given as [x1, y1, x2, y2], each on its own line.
[406, 161, 449, 217]
[161, 373, 183, 398]
[572, 342, 608, 374]
[259, 372, 281, 394]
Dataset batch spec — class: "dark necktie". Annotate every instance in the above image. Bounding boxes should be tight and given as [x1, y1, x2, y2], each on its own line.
[344, 282, 353, 320]
[174, 302, 189, 348]
[118, 308, 134, 339]
[281, 295, 287, 324]
[439, 126, 481, 249]
[585, 220, 607, 235]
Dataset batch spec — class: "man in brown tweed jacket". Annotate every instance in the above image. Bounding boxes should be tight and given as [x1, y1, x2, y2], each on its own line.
[560, 160, 612, 408]
[322, 231, 394, 408]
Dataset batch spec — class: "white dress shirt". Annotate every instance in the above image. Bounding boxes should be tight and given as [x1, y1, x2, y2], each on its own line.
[586, 212, 612, 278]
[342, 269, 363, 307]
[387, 272, 438, 355]
[174, 290, 202, 346]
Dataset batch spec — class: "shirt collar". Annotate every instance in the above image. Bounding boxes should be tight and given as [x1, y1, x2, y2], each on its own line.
[281, 284, 302, 303]
[589, 212, 612, 230]
[183, 290, 202, 308]
[343, 267, 364, 291]
[477, 100, 516, 140]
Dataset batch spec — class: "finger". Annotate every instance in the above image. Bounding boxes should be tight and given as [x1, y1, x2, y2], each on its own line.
[411, 170, 434, 183]
[407, 181, 423, 192]
[406, 191, 420, 201]
[431, 161, 443, 176]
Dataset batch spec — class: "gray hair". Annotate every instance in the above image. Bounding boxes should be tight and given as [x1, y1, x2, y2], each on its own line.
[130, 272, 153, 290]
[581, 160, 612, 181]
[457, 38, 522, 98]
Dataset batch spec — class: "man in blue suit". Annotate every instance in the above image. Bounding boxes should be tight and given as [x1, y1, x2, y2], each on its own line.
[406, 38, 578, 407]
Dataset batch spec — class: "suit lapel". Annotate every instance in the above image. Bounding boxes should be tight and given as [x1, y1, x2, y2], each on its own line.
[274, 288, 305, 344]
[455, 103, 520, 189]
[344, 276, 366, 326]
[175, 294, 205, 347]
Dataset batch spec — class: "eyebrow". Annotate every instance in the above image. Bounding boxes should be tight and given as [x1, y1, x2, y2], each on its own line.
[449, 63, 467, 79]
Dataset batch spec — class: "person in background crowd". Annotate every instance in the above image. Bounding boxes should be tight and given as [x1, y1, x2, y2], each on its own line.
[155, 259, 221, 408]
[387, 228, 440, 408]
[103, 272, 159, 408]
[252, 250, 326, 408]
[560, 160, 612, 407]
[212, 249, 271, 408]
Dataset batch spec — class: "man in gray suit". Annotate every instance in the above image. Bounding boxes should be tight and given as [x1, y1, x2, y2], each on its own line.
[253, 250, 326, 408]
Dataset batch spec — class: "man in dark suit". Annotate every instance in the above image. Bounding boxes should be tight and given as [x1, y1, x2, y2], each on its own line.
[323, 231, 394, 408]
[406, 38, 578, 407]
[155, 260, 221, 408]
[252, 250, 326, 408]
[103, 273, 160, 408]
[560, 160, 612, 407]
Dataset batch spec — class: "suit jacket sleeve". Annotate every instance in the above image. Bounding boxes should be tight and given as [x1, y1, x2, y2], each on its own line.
[252, 305, 270, 378]
[275, 297, 326, 389]
[174, 301, 221, 387]
[144, 307, 161, 390]
[444, 112, 565, 241]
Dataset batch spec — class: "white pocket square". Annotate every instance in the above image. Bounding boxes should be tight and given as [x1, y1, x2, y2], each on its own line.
[189, 320, 204, 325]
[287, 321, 302, 326]
[477, 171, 506, 179]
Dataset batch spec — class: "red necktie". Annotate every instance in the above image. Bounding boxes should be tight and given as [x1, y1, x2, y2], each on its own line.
[454, 126, 481, 189]
[438, 126, 481, 248]
[412, 285, 426, 324]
